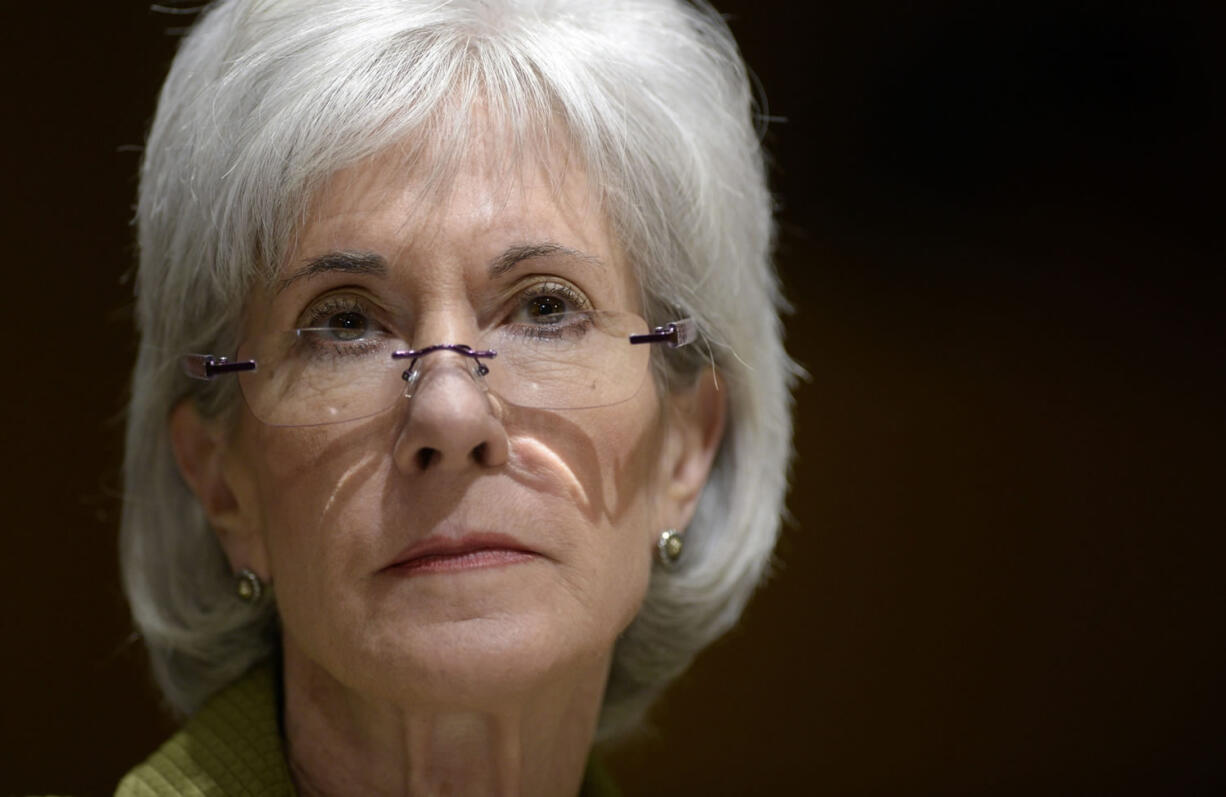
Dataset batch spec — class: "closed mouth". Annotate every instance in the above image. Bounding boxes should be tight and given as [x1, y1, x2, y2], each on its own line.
[383, 533, 539, 575]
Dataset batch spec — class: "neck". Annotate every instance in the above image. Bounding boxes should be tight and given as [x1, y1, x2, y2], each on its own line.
[281, 637, 606, 797]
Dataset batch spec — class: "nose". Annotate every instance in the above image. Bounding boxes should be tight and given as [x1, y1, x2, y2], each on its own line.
[392, 348, 509, 473]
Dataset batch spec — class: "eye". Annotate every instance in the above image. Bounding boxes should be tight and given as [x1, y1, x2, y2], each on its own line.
[499, 281, 599, 345]
[526, 294, 567, 320]
[510, 281, 590, 325]
[324, 310, 369, 341]
[299, 295, 382, 338]
[292, 294, 399, 359]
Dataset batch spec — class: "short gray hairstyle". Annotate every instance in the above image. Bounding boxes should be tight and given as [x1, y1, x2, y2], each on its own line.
[123, 0, 796, 738]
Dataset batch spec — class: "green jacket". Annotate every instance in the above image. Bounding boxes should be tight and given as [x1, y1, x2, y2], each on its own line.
[116, 664, 618, 796]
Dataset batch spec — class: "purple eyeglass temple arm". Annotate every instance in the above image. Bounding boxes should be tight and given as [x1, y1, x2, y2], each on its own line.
[182, 354, 257, 381]
[628, 318, 696, 348]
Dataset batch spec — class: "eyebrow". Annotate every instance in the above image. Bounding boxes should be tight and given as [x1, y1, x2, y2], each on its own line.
[488, 242, 604, 277]
[276, 251, 387, 294]
[275, 242, 601, 294]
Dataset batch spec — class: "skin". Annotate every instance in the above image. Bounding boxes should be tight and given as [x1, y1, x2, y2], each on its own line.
[170, 128, 725, 796]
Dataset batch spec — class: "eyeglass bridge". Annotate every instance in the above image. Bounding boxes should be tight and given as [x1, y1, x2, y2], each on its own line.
[390, 344, 497, 380]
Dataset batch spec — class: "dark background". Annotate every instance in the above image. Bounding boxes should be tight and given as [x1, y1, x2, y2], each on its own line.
[3, 1, 1223, 794]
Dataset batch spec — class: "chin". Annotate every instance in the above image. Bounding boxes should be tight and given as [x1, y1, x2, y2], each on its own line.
[331, 603, 619, 708]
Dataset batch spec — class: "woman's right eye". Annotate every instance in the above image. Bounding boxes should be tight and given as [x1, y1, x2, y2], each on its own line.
[294, 296, 395, 357]
[298, 295, 380, 338]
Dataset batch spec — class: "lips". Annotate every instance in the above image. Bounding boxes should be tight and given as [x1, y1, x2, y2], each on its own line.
[383, 532, 539, 575]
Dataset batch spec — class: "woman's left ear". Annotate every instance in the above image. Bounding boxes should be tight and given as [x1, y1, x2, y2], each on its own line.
[659, 368, 727, 531]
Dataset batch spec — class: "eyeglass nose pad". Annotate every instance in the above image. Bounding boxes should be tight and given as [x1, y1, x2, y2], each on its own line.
[401, 351, 491, 400]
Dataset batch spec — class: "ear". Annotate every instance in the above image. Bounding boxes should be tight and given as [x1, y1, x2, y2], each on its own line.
[658, 368, 727, 532]
[168, 399, 269, 579]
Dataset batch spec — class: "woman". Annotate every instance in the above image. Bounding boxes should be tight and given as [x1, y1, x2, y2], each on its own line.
[119, 0, 795, 793]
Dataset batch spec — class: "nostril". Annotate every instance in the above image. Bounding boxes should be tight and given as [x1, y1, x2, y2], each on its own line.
[471, 442, 487, 464]
[416, 447, 437, 470]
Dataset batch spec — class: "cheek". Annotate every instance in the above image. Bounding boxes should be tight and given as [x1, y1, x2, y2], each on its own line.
[535, 395, 665, 611]
[507, 391, 666, 526]
[245, 419, 392, 586]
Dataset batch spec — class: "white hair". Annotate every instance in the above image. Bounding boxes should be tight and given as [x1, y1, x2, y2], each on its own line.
[124, 0, 797, 738]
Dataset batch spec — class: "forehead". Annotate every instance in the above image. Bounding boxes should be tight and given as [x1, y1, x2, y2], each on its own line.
[287, 120, 619, 277]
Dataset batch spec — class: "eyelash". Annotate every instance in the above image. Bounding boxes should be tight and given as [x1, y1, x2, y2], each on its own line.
[299, 294, 379, 330]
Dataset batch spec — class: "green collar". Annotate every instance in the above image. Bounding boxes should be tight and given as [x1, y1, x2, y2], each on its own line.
[117, 664, 293, 796]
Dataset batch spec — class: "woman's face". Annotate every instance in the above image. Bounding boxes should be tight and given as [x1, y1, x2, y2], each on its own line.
[200, 139, 709, 704]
